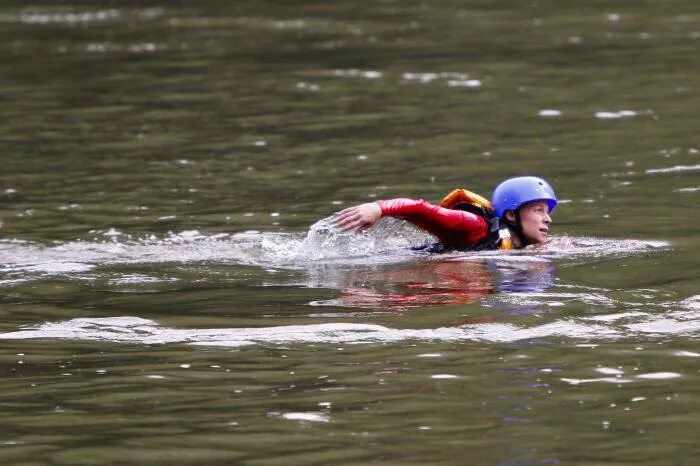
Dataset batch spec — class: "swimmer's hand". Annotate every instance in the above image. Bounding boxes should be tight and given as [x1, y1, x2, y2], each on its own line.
[333, 202, 382, 233]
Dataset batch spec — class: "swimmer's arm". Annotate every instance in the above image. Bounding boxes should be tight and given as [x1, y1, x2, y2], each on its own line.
[333, 198, 488, 247]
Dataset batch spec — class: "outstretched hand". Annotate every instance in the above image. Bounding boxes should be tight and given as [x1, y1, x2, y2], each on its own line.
[332, 202, 382, 233]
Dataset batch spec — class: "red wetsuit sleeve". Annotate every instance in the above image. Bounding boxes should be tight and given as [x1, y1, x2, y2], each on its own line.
[376, 198, 488, 249]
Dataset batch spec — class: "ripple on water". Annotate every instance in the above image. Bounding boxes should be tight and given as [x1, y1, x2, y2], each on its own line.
[539, 109, 562, 117]
[596, 367, 624, 375]
[330, 69, 383, 79]
[636, 372, 682, 380]
[595, 110, 638, 119]
[646, 164, 700, 174]
[561, 377, 633, 385]
[85, 42, 163, 54]
[446, 79, 482, 88]
[108, 274, 179, 285]
[2, 298, 699, 347]
[673, 350, 700, 357]
[279, 412, 331, 423]
[402, 72, 481, 88]
[9, 10, 121, 24]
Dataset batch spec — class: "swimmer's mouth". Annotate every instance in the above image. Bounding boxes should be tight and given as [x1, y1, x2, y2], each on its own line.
[540, 228, 549, 235]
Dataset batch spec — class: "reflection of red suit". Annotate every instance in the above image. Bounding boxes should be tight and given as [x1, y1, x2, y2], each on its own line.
[335, 261, 493, 311]
[377, 198, 488, 249]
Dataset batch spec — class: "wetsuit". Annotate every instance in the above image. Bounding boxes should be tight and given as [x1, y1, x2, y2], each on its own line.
[377, 198, 489, 250]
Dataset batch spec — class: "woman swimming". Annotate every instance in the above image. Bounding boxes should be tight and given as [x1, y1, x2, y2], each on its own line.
[333, 176, 557, 251]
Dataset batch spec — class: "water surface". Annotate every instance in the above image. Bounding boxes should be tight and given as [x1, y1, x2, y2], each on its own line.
[1, 1, 699, 465]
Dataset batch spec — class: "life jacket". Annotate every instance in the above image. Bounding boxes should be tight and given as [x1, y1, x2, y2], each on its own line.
[439, 188, 513, 250]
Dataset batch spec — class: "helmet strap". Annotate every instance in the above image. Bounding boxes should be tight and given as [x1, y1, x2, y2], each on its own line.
[504, 209, 531, 248]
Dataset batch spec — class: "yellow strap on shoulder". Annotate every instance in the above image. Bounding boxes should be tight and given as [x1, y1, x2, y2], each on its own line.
[439, 188, 493, 210]
[440, 188, 513, 250]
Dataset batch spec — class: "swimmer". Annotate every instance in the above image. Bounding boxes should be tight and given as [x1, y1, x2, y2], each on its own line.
[333, 176, 557, 251]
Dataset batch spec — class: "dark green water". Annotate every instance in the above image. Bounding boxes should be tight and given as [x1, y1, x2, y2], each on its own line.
[1, 1, 699, 464]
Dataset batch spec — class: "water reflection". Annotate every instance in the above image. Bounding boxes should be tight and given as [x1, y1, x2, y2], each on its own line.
[306, 258, 555, 312]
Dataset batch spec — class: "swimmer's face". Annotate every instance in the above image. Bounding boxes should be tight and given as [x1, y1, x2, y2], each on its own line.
[518, 200, 552, 244]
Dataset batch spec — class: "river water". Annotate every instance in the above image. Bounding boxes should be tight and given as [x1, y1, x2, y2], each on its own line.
[1, 1, 699, 465]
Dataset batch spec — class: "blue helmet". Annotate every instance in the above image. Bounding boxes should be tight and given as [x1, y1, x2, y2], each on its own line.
[491, 176, 557, 219]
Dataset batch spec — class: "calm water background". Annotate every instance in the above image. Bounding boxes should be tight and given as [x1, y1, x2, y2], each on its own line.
[0, 1, 699, 465]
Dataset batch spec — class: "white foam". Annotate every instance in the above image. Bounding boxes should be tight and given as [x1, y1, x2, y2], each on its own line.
[0, 316, 626, 346]
[679, 296, 700, 310]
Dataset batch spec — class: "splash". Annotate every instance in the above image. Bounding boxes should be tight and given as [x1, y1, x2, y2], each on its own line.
[0, 217, 667, 285]
[0, 220, 684, 347]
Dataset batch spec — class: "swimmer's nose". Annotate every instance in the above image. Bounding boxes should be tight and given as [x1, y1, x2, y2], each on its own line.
[544, 212, 552, 224]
